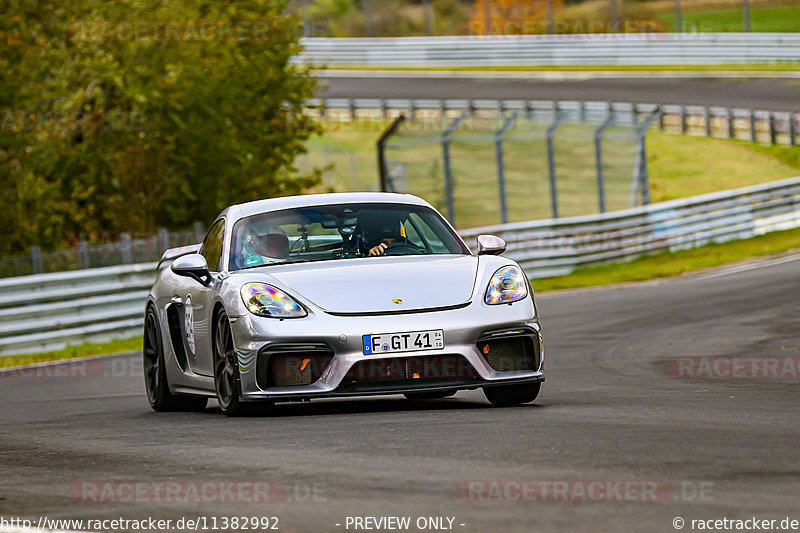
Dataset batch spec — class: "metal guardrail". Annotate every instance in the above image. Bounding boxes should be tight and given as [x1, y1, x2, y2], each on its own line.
[1, 176, 799, 356]
[461, 175, 800, 278]
[0, 263, 156, 356]
[299, 33, 800, 66]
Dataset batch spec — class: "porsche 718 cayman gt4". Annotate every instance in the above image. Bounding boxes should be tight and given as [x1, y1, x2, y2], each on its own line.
[144, 192, 544, 415]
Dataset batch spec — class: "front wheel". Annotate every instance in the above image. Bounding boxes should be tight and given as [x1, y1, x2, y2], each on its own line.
[214, 311, 272, 416]
[483, 382, 541, 407]
[143, 306, 207, 412]
[213, 311, 247, 416]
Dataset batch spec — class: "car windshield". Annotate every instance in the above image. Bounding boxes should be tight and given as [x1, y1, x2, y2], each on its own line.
[229, 203, 469, 271]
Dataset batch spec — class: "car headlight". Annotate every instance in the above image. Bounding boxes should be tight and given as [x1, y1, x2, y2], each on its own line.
[485, 266, 528, 305]
[240, 283, 307, 318]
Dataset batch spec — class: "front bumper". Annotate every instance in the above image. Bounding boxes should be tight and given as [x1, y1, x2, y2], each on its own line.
[229, 298, 544, 402]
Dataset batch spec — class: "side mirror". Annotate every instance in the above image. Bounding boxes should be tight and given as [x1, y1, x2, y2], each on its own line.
[171, 254, 212, 286]
[477, 234, 507, 256]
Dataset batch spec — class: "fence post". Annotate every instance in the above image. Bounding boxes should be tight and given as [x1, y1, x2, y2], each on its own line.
[78, 240, 90, 269]
[594, 104, 615, 214]
[791, 113, 797, 147]
[704, 106, 712, 137]
[631, 108, 661, 208]
[31, 245, 43, 274]
[769, 112, 777, 145]
[546, 111, 566, 218]
[680, 106, 687, 134]
[495, 112, 519, 224]
[658, 106, 665, 131]
[727, 108, 736, 139]
[157, 228, 170, 254]
[193, 222, 205, 243]
[442, 112, 469, 226]
[408, 99, 416, 121]
[120, 233, 133, 264]
[750, 110, 757, 142]
[376, 114, 407, 193]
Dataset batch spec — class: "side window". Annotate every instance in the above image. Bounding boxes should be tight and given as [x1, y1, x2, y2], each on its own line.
[201, 219, 226, 272]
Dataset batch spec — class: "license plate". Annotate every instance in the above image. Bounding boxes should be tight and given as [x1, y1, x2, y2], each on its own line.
[362, 329, 444, 355]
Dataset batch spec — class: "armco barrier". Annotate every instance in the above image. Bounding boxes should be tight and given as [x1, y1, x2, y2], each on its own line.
[0, 263, 156, 356]
[1, 176, 799, 356]
[461, 175, 800, 278]
[298, 33, 800, 67]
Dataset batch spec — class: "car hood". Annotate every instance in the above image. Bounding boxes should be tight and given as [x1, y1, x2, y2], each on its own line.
[265, 254, 479, 314]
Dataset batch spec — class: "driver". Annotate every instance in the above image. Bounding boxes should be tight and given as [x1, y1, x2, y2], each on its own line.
[367, 219, 408, 256]
[241, 225, 289, 267]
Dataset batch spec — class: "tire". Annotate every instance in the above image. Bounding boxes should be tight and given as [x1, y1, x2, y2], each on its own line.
[143, 306, 208, 412]
[483, 382, 541, 407]
[403, 391, 457, 400]
[213, 310, 270, 416]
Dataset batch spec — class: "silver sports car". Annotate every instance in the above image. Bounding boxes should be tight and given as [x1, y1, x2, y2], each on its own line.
[144, 192, 544, 415]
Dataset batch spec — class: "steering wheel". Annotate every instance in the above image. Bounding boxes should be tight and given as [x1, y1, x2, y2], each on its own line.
[383, 242, 424, 256]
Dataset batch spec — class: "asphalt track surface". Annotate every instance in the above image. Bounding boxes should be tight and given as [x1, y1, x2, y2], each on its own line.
[318, 72, 800, 111]
[1, 254, 799, 533]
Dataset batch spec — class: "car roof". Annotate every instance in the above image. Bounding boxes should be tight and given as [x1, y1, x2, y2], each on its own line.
[220, 192, 433, 223]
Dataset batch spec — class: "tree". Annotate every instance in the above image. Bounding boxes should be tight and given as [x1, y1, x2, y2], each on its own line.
[0, 0, 321, 255]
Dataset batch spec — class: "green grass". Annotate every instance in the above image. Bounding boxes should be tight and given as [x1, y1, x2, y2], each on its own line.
[647, 134, 800, 203]
[0, 336, 141, 369]
[533, 226, 800, 292]
[660, 5, 800, 32]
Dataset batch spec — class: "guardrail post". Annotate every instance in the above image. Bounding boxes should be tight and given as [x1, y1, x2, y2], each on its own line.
[376, 114, 407, 193]
[750, 110, 757, 142]
[594, 104, 615, 214]
[679, 106, 687, 134]
[546, 111, 567, 219]
[791, 114, 797, 147]
[120, 233, 133, 264]
[31, 246, 43, 274]
[658, 107, 665, 131]
[704, 107, 712, 137]
[78, 241, 90, 269]
[769, 112, 777, 145]
[727, 108, 736, 139]
[380, 99, 387, 120]
[442, 112, 469, 226]
[408, 99, 416, 121]
[348, 98, 356, 120]
[495, 112, 519, 224]
[579, 101, 587, 123]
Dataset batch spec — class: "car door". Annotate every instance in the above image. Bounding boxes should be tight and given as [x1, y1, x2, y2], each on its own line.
[183, 218, 225, 377]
